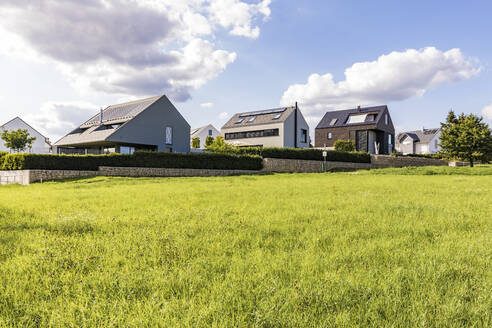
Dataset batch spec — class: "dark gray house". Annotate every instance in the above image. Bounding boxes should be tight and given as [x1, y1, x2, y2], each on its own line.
[55, 95, 190, 154]
[315, 105, 395, 154]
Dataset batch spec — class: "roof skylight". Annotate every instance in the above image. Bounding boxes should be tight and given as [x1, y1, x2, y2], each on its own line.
[235, 118, 244, 124]
[272, 113, 282, 120]
[329, 118, 337, 126]
[346, 114, 367, 124]
[247, 116, 256, 123]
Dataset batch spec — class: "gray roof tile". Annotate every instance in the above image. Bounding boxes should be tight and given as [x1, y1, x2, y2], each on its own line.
[222, 106, 294, 129]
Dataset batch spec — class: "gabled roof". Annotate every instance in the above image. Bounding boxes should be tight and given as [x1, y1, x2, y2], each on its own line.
[397, 128, 440, 144]
[222, 106, 295, 129]
[80, 96, 161, 128]
[316, 105, 388, 129]
[190, 124, 218, 136]
[55, 95, 163, 146]
[1, 116, 51, 145]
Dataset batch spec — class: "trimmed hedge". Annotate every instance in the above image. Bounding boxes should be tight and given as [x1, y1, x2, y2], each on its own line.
[208, 147, 371, 163]
[259, 147, 371, 163]
[0, 151, 262, 171]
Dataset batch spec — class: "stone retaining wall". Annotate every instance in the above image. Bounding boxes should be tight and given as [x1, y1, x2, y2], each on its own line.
[262, 158, 371, 173]
[1, 170, 98, 185]
[371, 155, 447, 168]
[99, 166, 265, 178]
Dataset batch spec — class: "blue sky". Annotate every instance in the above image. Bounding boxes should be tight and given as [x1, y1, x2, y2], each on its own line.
[1, 0, 491, 141]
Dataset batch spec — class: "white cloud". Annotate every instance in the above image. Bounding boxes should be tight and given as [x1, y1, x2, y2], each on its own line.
[482, 104, 492, 121]
[24, 101, 99, 141]
[281, 47, 480, 122]
[0, 0, 270, 100]
[200, 102, 214, 108]
[219, 112, 229, 119]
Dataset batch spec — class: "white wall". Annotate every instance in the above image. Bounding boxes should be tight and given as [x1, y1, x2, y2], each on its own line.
[428, 131, 441, 154]
[191, 125, 220, 149]
[221, 122, 285, 147]
[0, 117, 51, 153]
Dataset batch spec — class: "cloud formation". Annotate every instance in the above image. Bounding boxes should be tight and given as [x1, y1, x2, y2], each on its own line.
[281, 47, 480, 120]
[25, 101, 99, 141]
[0, 0, 270, 101]
[200, 102, 214, 108]
[482, 104, 492, 121]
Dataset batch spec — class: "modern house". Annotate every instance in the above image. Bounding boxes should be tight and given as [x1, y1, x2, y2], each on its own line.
[0, 117, 52, 153]
[395, 128, 441, 154]
[190, 124, 220, 149]
[221, 104, 310, 148]
[315, 105, 395, 154]
[55, 95, 190, 154]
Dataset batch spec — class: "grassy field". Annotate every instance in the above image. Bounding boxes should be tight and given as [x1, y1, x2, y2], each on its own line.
[0, 167, 491, 327]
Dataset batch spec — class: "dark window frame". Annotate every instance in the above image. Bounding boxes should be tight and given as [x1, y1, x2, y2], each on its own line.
[225, 128, 279, 140]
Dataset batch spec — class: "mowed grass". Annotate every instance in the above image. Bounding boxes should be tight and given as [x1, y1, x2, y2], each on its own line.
[0, 169, 491, 327]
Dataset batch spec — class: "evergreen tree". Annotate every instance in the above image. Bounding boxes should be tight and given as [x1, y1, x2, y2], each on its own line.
[439, 110, 492, 166]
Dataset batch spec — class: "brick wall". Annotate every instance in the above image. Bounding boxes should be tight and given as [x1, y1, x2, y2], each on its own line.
[371, 155, 447, 168]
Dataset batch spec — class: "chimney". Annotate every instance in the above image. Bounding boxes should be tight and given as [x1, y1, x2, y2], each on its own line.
[99, 108, 103, 125]
[422, 126, 425, 132]
[357, 105, 361, 112]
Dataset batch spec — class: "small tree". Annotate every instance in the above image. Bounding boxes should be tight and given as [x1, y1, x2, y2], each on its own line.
[334, 139, 355, 152]
[205, 135, 215, 147]
[1, 128, 36, 153]
[191, 137, 200, 148]
[439, 111, 492, 167]
[205, 136, 236, 153]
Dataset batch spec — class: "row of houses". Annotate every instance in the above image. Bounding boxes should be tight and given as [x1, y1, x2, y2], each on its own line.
[1, 94, 442, 155]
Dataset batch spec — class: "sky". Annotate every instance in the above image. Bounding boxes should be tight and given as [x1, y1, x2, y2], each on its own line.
[1, 0, 492, 142]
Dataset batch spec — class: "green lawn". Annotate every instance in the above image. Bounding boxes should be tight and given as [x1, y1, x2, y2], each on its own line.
[0, 168, 491, 327]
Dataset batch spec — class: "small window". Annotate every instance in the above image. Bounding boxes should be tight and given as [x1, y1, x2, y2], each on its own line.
[235, 118, 244, 124]
[247, 116, 256, 123]
[388, 134, 392, 145]
[208, 129, 213, 136]
[385, 114, 388, 125]
[328, 132, 332, 139]
[301, 129, 307, 143]
[273, 113, 282, 120]
[165, 126, 173, 145]
[434, 139, 438, 148]
[329, 118, 337, 126]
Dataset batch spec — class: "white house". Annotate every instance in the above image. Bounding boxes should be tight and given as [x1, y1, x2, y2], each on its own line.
[190, 124, 220, 149]
[0, 117, 51, 153]
[221, 105, 310, 148]
[396, 128, 441, 154]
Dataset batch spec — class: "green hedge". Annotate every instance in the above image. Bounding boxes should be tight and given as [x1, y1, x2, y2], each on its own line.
[391, 152, 443, 159]
[1, 151, 262, 171]
[208, 147, 371, 163]
[259, 147, 371, 163]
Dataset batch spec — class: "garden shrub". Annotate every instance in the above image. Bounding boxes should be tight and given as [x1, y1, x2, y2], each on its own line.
[334, 139, 355, 152]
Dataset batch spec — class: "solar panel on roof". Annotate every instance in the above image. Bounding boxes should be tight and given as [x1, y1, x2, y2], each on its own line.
[239, 108, 286, 117]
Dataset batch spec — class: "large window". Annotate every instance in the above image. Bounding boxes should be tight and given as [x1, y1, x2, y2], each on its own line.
[301, 129, 307, 143]
[165, 126, 173, 145]
[120, 146, 135, 155]
[225, 128, 279, 140]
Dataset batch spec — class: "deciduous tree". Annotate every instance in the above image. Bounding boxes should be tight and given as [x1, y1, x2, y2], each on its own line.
[1, 128, 36, 153]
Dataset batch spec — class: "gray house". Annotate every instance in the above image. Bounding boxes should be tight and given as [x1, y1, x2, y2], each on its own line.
[396, 128, 441, 154]
[221, 104, 310, 148]
[1, 117, 52, 153]
[55, 95, 190, 154]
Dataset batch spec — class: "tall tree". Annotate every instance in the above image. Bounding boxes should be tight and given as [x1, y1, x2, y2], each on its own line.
[439, 111, 492, 166]
[1, 128, 36, 153]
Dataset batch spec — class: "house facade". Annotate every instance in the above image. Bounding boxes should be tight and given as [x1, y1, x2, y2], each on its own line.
[221, 105, 310, 148]
[0, 117, 51, 153]
[315, 105, 395, 154]
[396, 128, 441, 154]
[54, 95, 190, 154]
[190, 124, 220, 149]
